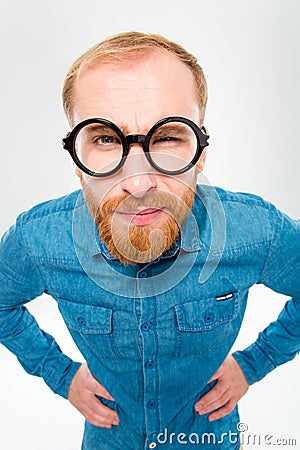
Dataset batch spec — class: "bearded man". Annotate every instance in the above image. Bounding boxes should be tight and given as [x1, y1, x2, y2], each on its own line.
[0, 32, 299, 450]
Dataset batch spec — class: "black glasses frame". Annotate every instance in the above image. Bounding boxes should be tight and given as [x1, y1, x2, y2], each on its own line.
[62, 116, 209, 177]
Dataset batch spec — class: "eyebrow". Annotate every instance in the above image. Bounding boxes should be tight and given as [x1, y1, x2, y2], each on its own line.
[120, 123, 192, 137]
[83, 124, 117, 134]
[84, 122, 135, 136]
[153, 125, 191, 137]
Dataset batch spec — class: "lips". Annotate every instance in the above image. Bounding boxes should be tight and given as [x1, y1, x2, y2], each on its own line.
[135, 208, 160, 216]
[116, 207, 164, 226]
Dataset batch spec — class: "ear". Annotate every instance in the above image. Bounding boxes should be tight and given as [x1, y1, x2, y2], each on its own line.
[196, 148, 207, 172]
[74, 163, 82, 178]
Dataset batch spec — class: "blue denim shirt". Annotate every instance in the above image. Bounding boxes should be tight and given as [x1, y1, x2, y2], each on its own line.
[0, 185, 299, 450]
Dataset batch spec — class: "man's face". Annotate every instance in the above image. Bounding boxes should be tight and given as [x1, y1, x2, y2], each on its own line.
[72, 48, 206, 264]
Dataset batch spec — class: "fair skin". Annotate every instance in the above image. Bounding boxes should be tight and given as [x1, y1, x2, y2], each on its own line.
[68, 48, 249, 427]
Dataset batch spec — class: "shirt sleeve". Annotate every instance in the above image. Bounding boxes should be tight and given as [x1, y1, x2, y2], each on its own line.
[232, 203, 300, 384]
[0, 215, 81, 398]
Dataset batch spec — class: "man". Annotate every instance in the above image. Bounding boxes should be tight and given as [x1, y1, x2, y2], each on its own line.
[0, 31, 299, 450]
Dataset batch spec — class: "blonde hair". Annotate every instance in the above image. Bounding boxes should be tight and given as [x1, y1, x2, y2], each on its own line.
[62, 31, 208, 126]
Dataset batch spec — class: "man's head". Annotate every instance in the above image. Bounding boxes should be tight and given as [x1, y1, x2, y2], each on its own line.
[62, 31, 208, 127]
[62, 31, 209, 264]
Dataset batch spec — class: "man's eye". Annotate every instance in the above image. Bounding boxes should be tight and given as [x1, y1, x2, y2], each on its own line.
[161, 136, 176, 141]
[154, 136, 179, 143]
[93, 135, 119, 145]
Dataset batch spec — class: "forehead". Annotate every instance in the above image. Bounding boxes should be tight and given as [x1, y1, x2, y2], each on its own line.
[72, 48, 200, 129]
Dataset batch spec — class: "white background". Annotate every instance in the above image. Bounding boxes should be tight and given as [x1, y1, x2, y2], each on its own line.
[0, 0, 299, 449]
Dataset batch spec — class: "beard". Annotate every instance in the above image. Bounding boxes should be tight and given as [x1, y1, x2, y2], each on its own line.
[82, 181, 196, 265]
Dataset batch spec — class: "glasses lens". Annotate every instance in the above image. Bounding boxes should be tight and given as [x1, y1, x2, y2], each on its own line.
[74, 123, 123, 174]
[149, 121, 198, 172]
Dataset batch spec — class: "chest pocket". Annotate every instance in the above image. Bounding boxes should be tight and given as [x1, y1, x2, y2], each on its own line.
[173, 292, 239, 357]
[58, 300, 121, 359]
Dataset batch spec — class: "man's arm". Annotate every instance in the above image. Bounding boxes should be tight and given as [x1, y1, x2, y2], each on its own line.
[0, 215, 120, 426]
[195, 204, 300, 420]
[0, 216, 81, 398]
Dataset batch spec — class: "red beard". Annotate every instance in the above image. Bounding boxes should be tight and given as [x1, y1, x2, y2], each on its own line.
[83, 187, 195, 265]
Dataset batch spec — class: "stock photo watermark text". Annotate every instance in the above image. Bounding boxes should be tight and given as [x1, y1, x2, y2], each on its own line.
[156, 423, 297, 446]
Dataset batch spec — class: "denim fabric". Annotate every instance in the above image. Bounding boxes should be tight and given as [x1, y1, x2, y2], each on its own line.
[0, 184, 299, 450]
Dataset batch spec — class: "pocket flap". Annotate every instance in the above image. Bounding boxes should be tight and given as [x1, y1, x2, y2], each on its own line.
[174, 293, 238, 332]
[58, 300, 113, 334]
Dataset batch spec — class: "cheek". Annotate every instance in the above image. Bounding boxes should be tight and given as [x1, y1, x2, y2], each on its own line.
[157, 171, 197, 196]
[85, 175, 125, 206]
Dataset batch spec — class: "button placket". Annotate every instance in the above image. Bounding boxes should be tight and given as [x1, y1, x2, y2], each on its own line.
[139, 287, 160, 435]
[142, 326, 159, 434]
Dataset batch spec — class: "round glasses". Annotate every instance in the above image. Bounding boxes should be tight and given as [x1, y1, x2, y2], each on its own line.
[62, 116, 209, 177]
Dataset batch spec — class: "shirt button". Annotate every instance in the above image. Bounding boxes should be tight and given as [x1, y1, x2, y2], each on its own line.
[147, 399, 156, 409]
[145, 360, 154, 369]
[149, 443, 157, 449]
[204, 313, 215, 323]
[141, 322, 151, 331]
[139, 270, 148, 278]
[77, 317, 85, 325]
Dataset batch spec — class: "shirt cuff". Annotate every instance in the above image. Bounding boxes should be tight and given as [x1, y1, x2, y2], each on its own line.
[232, 342, 276, 385]
[44, 355, 81, 399]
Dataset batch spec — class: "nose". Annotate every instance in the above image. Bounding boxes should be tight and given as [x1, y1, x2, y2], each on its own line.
[120, 144, 157, 198]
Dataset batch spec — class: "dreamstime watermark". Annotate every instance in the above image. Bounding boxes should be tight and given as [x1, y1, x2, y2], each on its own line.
[156, 423, 297, 446]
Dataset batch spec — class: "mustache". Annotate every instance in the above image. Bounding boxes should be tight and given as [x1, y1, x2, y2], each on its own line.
[100, 191, 181, 217]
